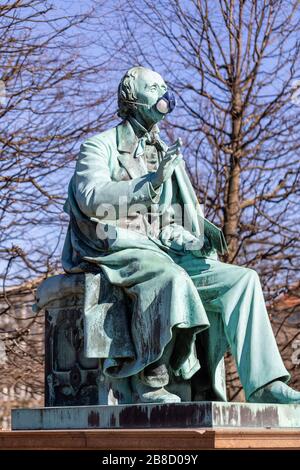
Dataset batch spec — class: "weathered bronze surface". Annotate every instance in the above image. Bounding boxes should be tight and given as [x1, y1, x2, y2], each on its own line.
[33, 66, 300, 410]
[12, 401, 300, 430]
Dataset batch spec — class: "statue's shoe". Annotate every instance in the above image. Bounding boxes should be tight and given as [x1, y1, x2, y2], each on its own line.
[131, 374, 181, 404]
[249, 381, 300, 404]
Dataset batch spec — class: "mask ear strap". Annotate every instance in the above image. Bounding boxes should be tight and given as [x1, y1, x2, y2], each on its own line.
[123, 100, 150, 109]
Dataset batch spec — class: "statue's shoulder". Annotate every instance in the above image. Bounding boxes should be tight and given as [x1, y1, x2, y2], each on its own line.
[82, 125, 118, 149]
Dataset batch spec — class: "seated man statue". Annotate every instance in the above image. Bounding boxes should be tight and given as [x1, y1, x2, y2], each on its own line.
[62, 66, 300, 405]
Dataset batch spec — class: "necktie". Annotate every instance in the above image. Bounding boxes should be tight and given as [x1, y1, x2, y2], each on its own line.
[134, 136, 148, 158]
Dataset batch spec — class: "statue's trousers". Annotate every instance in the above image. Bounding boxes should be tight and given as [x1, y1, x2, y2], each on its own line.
[85, 243, 289, 401]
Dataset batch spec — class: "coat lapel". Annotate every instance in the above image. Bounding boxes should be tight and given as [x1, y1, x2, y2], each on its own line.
[116, 152, 148, 179]
[116, 121, 148, 179]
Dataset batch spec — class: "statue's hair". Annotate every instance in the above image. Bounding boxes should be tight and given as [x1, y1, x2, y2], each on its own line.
[117, 66, 144, 119]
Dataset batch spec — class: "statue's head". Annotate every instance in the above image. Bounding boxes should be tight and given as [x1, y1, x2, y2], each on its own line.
[117, 66, 176, 128]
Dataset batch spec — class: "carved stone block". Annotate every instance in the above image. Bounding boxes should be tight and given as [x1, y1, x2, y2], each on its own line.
[35, 273, 132, 407]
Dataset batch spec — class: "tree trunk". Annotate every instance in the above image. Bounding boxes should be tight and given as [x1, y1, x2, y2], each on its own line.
[224, 84, 242, 261]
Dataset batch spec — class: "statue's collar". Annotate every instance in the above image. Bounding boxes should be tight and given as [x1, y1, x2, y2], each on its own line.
[128, 116, 151, 139]
[117, 119, 160, 154]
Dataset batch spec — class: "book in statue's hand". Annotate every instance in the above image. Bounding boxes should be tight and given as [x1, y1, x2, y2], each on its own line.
[203, 218, 228, 255]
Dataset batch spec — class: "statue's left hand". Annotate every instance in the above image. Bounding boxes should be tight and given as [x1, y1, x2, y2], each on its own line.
[150, 139, 183, 188]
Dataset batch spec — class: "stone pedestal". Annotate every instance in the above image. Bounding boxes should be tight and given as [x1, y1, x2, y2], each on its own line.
[37, 272, 133, 407]
[11, 401, 300, 430]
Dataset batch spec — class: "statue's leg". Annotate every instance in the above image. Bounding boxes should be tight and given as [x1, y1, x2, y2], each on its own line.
[191, 309, 229, 401]
[131, 334, 182, 404]
[171, 253, 299, 403]
[141, 332, 177, 386]
[97, 247, 210, 403]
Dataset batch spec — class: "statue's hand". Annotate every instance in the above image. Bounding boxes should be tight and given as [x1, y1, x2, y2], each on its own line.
[150, 138, 183, 188]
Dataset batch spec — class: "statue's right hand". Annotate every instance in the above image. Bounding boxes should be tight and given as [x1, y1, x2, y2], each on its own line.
[150, 140, 183, 188]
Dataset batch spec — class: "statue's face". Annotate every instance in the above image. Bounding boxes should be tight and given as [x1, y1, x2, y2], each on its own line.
[133, 68, 168, 128]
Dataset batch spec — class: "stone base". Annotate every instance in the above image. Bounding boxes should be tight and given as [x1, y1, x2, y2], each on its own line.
[11, 401, 300, 430]
[1, 428, 300, 450]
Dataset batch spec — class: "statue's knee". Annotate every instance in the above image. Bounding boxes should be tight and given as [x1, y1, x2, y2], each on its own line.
[128, 252, 173, 277]
[161, 263, 190, 284]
